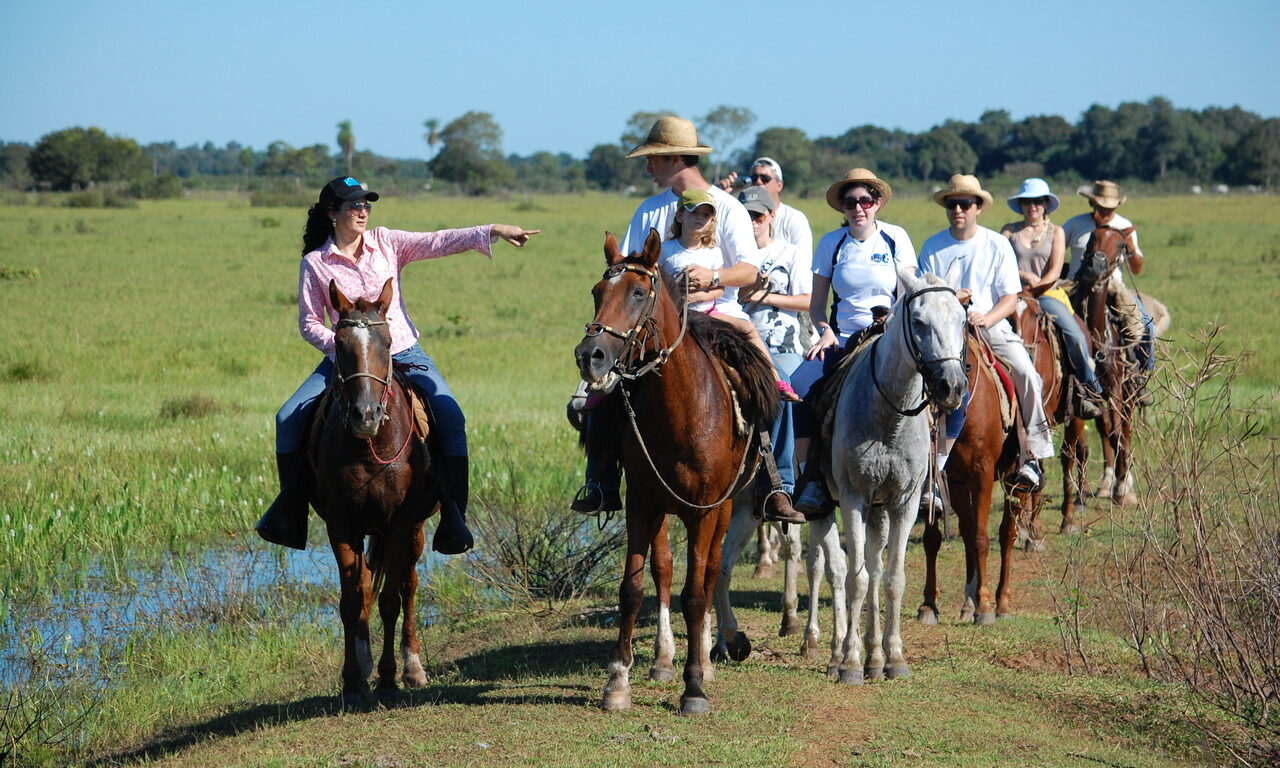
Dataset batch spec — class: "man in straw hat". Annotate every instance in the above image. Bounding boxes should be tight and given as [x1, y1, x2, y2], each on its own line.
[572, 116, 805, 523]
[1062, 180, 1155, 405]
[918, 174, 1054, 490]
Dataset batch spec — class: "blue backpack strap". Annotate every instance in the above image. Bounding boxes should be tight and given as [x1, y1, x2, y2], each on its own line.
[828, 232, 849, 335]
[880, 228, 901, 300]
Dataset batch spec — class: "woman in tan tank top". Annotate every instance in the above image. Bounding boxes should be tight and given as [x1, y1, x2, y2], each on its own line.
[1001, 178, 1103, 413]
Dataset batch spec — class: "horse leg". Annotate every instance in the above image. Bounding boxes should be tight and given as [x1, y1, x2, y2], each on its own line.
[648, 518, 677, 683]
[1114, 402, 1138, 506]
[779, 522, 803, 637]
[995, 488, 1023, 619]
[882, 503, 914, 679]
[818, 516, 847, 678]
[712, 498, 754, 664]
[861, 504, 889, 681]
[329, 533, 373, 704]
[603, 512, 660, 712]
[1094, 411, 1117, 499]
[677, 504, 729, 716]
[802, 516, 829, 661]
[375, 534, 405, 694]
[917, 514, 942, 625]
[1059, 417, 1086, 534]
[836, 500, 868, 685]
[753, 521, 777, 579]
[968, 476, 997, 625]
[398, 523, 428, 688]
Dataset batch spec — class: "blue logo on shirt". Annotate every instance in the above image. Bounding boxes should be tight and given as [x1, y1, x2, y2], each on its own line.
[871, 252, 891, 264]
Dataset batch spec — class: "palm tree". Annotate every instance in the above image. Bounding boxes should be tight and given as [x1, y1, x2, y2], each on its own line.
[423, 118, 441, 159]
[336, 120, 355, 175]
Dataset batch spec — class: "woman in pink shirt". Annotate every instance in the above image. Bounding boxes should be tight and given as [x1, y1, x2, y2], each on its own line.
[255, 176, 538, 554]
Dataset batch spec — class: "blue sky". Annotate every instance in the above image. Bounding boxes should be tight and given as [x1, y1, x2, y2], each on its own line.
[2, 0, 1276, 160]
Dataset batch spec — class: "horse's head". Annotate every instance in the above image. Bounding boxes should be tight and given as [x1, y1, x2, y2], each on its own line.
[897, 266, 969, 411]
[329, 278, 395, 439]
[1076, 226, 1136, 290]
[574, 229, 666, 393]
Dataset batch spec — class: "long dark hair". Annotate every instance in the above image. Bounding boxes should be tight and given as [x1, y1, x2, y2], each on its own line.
[301, 187, 339, 256]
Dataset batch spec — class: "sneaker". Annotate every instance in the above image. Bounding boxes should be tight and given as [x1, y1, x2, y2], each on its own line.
[794, 480, 835, 519]
[777, 380, 802, 402]
[571, 482, 622, 515]
[1013, 459, 1043, 491]
[919, 482, 944, 518]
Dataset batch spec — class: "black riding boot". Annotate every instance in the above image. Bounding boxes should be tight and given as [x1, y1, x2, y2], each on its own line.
[433, 455, 475, 555]
[255, 452, 309, 550]
[571, 411, 622, 514]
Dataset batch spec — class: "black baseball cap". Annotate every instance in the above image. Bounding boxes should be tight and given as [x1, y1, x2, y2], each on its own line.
[321, 176, 380, 205]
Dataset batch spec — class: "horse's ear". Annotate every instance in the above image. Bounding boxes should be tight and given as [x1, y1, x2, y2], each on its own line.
[942, 259, 963, 289]
[603, 232, 624, 266]
[640, 227, 662, 268]
[1120, 225, 1136, 246]
[897, 265, 921, 293]
[329, 280, 352, 314]
[375, 277, 394, 317]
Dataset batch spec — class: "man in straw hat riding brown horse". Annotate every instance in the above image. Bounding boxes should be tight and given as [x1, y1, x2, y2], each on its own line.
[918, 174, 1055, 491]
[570, 116, 805, 524]
[1061, 180, 1156, 406]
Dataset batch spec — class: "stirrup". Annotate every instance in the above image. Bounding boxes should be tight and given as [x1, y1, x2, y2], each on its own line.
[571, 482, 621, 515]
[1013, 460, 1044, 492]
[762, 489, 806, 524]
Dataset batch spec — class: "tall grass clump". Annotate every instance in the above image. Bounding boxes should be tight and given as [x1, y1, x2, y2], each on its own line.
[1098, 326, 1279, 765]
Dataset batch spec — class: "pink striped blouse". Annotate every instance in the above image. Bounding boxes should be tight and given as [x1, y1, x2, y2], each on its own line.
[298, 225, 494, 357]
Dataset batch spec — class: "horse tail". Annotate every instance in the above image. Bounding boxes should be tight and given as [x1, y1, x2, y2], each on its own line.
[687, 313, 780, 430]
[366, 533, 388, 601]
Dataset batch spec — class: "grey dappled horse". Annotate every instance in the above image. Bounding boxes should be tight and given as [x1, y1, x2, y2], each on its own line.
[815, 268, 967, 683]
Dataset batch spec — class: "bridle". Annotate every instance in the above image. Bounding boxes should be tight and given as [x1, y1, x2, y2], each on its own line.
[870, 285, 962, 417]
[330, 315, 411, 465]
[582, 262, 690, 381]
[1082, 227, 1131, 294]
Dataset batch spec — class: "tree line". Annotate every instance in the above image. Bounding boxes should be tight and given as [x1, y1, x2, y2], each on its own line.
[3, 97, 1277, 198]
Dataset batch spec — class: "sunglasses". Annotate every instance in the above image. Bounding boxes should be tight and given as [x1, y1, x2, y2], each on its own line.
[1019, 197, 1048, 207]
[841, 196, 876, 210]
[943, 198, 977, 211]
[751, 173, 774, 184]
[342, 201, 374, 212]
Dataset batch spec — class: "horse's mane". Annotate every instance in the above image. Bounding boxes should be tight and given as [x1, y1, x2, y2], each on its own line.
[685, 312, 780, 431]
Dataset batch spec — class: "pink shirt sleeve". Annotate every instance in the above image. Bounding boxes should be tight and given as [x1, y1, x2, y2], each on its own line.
[298, 258, 336, 356]
[384, 225, 494, 267]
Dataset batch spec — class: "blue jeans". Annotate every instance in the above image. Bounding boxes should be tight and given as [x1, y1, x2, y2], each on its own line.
[1038, 296, 1102, 392]
[275, 343, 467, 456]
[1136, 296, 1155, 372]
[792, 333, 861, 440]
[766, 352, 801, 495]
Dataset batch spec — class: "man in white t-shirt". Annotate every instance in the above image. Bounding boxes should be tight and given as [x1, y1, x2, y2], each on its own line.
[576, 116, 802, 523]
[917, 174, 1053, 490]
[1060, 180, 1155, 404]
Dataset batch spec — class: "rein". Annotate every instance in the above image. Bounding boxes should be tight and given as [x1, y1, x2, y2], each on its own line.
[330, 315, 412, 466]
[870, 285, 961, 417]
[582, 263, 691, 381]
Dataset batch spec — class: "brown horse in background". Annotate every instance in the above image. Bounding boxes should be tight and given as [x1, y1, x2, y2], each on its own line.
[574, 231, 778, 716]
[1070, 226, 1142, 506]
[309, 278, 437, 704]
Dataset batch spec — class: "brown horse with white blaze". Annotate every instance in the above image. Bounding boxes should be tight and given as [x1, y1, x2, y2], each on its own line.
[575, 230, 778, 716]
[309, 277, 437, 704]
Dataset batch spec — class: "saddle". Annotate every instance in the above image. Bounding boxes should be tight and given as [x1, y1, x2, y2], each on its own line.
[968, 330, 1016, 433]
[814, 317, 889, 454]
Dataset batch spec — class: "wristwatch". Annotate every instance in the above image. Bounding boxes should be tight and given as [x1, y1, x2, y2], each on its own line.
[710, 269, 721, 288]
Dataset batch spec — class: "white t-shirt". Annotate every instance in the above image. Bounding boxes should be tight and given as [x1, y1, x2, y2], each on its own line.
[917, 226, 1020, 319]
[622, 185, 761, 271]
[813, 222, 917, 338]
[772, 201, 813, 262]
[658, 239, 748, 320]
[1061, 212, 1143, 286]
[747, 239, 812, 354]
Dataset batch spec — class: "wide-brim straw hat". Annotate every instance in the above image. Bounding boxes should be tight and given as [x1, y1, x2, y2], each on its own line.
[1079, 180, 1127, 208]
[624, 116, 713, 159]
[1007, 177, 1060, 215]
[932, 174, 994, 208]
[825, 168, 892, 213]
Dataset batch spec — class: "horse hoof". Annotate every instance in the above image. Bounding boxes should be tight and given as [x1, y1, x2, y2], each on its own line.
[997, 612, 1014, 621]
[1024, 538, 1047, 553]
[340, 691, 372, 711]
[780, 615, 802, 637]
[710, 645, 728, 664]
[838, 668, 864, 686]
[679, 696, 711, 716]
[916, 607, 939, 625]
[1059, 522, 1082, 535]
[802, 636, 821, 660]
[1118, 493, 1138, 507]
[974, 612, 997, 626]
[959, 608, 975, 623]
[648, 664, 677, 683]
[885, 665, 911, 680]
[726, 631, 752, 662]
[601, 689, 631, 712]
[375, 686, 406, 707]
[825, 664, 839, 681]
[753, 564, 775, 580]
[864, 666, 885, 681]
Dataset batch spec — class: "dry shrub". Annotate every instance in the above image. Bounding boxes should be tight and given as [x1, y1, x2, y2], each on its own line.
[1100, 326, 1279, 765]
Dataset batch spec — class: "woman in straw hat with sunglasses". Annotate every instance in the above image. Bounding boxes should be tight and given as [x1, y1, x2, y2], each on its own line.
[791, 168, 917, 516]
[255, 175, 539, 555]
[1001, 178, 1104, 419]
[917, 174, 1054, 492]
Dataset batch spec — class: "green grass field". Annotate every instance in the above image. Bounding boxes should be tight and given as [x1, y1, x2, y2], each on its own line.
[0, 191, 1276, 766]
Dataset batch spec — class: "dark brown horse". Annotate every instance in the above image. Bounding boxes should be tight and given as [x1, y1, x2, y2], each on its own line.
[575, 230, 778, 716]
[1069, 226, 1143, 506]
[309, 278, 436, 704]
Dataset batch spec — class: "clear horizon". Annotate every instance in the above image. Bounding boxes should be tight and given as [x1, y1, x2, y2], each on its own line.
[3, 1, 1276, 161]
